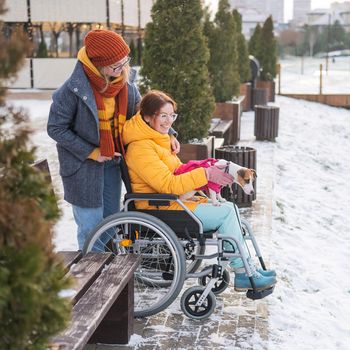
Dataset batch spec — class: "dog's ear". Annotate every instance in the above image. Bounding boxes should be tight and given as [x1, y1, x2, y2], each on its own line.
[250, 169, 257, 179]
[237, 169, 246, 178]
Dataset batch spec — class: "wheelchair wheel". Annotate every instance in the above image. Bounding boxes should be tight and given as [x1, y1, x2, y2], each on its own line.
[198, 267, 230, 295]
[83, 211, 186, 318]
[181, 286, 216, 320]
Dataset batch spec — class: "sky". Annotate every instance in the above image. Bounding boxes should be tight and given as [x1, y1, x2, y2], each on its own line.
[206, 0, 350, 22]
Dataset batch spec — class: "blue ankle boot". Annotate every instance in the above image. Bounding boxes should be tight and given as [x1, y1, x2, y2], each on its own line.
[248, 259, 276, 277]
[257, 268, 276, 277]
[234, 270, 276, 291]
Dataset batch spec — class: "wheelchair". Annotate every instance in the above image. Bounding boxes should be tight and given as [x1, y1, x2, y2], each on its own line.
[82, 158, 274, 320]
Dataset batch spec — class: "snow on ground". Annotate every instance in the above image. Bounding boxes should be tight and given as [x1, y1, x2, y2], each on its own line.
[269, 96, 350, 349]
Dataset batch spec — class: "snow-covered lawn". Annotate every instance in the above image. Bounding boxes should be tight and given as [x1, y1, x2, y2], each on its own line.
[8, 87, 350, 349]
[279, 56, 350, 94]
[269, 96, 350, 349]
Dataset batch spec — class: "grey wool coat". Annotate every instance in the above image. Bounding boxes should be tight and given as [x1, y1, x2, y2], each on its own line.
[47, 61, 141, 207]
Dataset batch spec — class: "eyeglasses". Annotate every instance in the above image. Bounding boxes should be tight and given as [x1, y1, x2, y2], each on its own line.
[156, 113, 178, 122]
[109, 57, 131, 72]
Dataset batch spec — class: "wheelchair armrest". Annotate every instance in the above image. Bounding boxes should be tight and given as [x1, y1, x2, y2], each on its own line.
[124, 193, 179, 200]
[124, 193, 179, 207]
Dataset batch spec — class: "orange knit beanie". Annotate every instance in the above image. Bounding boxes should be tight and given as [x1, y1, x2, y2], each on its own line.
[84, 29, 130, 67]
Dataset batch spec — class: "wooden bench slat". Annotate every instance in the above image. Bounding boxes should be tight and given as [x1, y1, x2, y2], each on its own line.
[68, 252, 114, 304]
[212, 119, 233, 133]
[57, 251, 82, 270]
[210, 119, 233, 145]
[52, 254, 140, 350]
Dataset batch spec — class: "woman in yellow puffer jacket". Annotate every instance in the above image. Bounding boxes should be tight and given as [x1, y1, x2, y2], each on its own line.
[123, 90, 277, 291]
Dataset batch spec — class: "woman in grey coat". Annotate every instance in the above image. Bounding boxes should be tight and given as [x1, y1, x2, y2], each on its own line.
[47, 29, 179, 249]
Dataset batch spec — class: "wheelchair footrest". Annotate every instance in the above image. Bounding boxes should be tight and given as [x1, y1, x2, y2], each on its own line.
[246, 285, 274, 300]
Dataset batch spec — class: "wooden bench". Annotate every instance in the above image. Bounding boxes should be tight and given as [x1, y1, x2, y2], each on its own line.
[213, 97, 244, 145]
[209, 118, 233, 145]
[32, 158, 58, 211]
[51, 251, 140, 350]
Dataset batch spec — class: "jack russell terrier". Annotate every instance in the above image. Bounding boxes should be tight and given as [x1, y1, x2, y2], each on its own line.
[174, 158, 257, 206]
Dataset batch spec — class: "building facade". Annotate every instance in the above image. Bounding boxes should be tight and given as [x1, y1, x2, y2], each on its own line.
[0, 0, 154, 59]
[293, 0, 311, 25]
[229, 0, 284, 38]
[307, 1, 350, 31]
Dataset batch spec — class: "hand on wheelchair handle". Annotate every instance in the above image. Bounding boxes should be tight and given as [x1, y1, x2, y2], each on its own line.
[205, 166, 234, 186]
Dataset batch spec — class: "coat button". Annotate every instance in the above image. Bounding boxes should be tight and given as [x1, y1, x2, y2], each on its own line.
[73, 87, 78, 92]
[83, 96, 87, 100]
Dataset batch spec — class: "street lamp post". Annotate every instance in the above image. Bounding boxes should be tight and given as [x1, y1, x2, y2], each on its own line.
[106, 0, 110, 29]
[26, 0, 34, 88]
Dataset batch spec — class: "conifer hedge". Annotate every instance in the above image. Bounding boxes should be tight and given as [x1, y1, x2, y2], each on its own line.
[232, 9, 250, 83]
[249, 17, 277, 81]
[204, 0, 240, 102]
[140, 0, 215, 143]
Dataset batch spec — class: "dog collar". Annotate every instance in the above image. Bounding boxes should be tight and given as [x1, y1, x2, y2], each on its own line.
[224, 161, 230, 174]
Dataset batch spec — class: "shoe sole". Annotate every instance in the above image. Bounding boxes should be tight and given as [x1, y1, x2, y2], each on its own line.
[234, 282, 276, 292]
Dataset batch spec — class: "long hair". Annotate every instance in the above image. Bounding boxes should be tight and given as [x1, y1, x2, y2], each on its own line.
[98, 65, 130, 93]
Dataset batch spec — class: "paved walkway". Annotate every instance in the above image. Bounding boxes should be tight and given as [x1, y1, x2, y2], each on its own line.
[85, 110, 276, 350]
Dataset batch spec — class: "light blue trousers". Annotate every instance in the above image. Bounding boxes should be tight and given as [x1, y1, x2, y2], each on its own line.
[193, 202, 248, 268]
[72, 158, 122, 250]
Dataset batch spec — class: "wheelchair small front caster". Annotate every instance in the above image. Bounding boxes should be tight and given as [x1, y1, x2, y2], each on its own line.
[198, 267, 230, 295]
[181, 286, 216, 320]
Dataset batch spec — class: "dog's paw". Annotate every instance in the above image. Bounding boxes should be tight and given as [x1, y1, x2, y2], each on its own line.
[219, 198, 227, 203]
[212, 201, 221, 206]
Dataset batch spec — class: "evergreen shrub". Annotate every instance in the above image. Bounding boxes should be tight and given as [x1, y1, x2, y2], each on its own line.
[204, 0, 240, 102]
[140, 0, 215, 143]
[0, 2, 71, 348]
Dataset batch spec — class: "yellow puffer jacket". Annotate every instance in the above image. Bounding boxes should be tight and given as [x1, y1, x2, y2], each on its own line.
[123, 113, 208, 211]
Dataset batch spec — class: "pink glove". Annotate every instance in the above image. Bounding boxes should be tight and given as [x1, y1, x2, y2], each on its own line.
[205, 166, 234, 186]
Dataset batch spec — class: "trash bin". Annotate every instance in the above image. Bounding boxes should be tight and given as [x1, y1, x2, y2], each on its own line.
[254, 105, 279, 141]
[215, 146, 256, 207]
[252, 88, 268, 107]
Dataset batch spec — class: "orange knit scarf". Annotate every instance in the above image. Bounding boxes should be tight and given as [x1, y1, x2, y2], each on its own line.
[83, 64, 128, 157]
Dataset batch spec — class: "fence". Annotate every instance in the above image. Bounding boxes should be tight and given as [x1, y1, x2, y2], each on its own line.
[277, 56, 350, 95]
[277, 56, 350, 108]
[7, 58, 76, 89]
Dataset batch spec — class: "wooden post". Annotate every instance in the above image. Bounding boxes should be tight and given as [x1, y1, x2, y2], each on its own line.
[319, 64, 323, 95]
[301, 55, 304, 75]
[277, 63, 281, 95]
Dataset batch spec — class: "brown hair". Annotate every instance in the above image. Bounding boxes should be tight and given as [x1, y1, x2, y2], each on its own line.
[140, 90, 177, 118]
